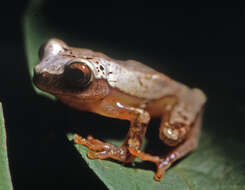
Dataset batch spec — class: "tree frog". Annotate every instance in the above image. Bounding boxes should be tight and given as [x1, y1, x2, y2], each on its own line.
[33, 39, 206, 181]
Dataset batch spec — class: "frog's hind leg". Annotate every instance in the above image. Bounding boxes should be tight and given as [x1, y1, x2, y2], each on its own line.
[128, 111, 202, 181]
[159, 88, 206, 147]
[74, 105, 150, 163]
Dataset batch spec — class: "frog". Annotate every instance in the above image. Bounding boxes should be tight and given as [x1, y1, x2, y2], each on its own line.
[33, 38, 207, 181]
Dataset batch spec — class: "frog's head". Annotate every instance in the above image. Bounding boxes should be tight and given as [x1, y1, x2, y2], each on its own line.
[33, 39, 109, 100]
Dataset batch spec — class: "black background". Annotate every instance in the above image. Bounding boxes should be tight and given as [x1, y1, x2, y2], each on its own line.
[0, 2, 245, 190]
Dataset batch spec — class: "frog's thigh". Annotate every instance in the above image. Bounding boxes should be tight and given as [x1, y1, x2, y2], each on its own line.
[129, 111, 202, 181]
[156, 111, 202, 180]
[159, 102, 197, 146]
[75, 103, 150, 163]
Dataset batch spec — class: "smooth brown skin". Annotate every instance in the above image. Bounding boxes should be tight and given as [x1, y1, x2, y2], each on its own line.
[33, 39, 207, 181]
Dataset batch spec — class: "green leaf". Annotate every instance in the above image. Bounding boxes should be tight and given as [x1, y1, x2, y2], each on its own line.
[23, 0, 56, 100]
[0, 103, 13, 190]
[67, 134, 193, 190]
[67, 124, 245, 190]
[24, 1, 245, 189]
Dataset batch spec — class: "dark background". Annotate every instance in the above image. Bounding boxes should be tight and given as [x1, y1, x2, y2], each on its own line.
[0, 2, 245, 190]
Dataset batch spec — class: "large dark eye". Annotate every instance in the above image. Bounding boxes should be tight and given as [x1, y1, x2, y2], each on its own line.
[64, 62, 92, 88]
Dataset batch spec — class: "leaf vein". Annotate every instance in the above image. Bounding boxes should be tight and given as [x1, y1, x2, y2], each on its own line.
[175, 168, 195, 190]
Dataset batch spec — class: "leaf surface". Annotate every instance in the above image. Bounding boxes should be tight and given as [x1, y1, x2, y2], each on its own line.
[0, 103, 13, 190]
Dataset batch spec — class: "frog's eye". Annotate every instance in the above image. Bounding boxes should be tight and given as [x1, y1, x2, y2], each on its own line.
[64, 62, 92, 88]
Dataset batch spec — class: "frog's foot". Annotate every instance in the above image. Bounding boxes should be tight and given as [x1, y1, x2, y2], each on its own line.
[129, 147, 182, 180]
[128, 147, 166, 180]
[74, 134, 130, 162]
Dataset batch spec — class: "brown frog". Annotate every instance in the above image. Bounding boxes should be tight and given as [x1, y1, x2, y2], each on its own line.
[33, 39, 206, 181]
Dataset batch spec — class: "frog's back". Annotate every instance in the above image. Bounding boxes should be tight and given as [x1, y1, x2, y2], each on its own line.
[105, 59, 180, 100]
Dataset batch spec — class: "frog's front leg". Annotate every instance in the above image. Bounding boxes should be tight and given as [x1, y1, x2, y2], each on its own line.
[74, 102, 150, 163]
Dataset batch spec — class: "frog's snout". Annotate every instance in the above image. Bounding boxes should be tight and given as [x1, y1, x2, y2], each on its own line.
[32, 71, 47, 88]
[33, 70, 64, 94]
